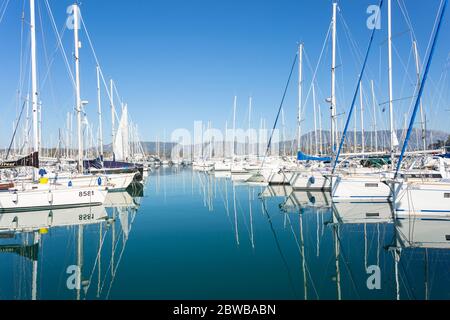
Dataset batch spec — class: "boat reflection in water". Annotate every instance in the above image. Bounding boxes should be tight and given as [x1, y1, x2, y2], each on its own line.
[190, 169, 450, 300]
[0, 187, 143, 300]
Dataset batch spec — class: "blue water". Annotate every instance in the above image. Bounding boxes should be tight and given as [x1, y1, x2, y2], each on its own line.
[0, 167, 449, 300]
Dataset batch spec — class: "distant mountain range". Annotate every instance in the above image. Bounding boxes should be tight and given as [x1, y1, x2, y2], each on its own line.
[130, 129, 449, 157]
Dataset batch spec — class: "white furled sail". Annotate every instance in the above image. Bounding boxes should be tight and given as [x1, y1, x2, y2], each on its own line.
[114, 105, 129, 161]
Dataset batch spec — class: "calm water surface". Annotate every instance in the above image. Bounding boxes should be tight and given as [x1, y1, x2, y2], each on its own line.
[0, 167, 449, 300]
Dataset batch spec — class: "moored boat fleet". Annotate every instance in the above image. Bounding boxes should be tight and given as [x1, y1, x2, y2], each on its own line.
[0, 1, 151, 213]
[190, 0, 450, 218]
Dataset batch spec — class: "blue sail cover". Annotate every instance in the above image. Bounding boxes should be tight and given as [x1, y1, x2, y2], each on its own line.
[297, 152, 332, 162]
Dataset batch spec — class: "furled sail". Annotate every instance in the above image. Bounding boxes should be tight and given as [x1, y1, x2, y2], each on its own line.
[114, 106, 129, 161]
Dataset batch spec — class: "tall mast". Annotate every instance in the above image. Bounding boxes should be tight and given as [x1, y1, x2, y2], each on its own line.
[97, 66, 104, 158]
[248, 96, 252, 156]
[319, 105, 323, 155]
[297, 43, 304, 152]
[413, 41, 427, 152]
[354, 101, 357, 154]
[281, 108, 286, 156]
[313, 84, 318, 155]
[331, 2, 338, 154]
[233, 96, 237, 158]
[25, 94, 30, 154]
[371, 80, 378, 152]
[73, 3, 83, 173]
[360, 81, 365, 154]
[110, 79, 115, 158]
[388, 0, 396, 169]
[30, 0, 39, 155]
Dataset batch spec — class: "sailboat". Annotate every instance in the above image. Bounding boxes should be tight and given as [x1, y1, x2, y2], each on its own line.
[391, 0, 449, 216]
[0, 1, 108, 212]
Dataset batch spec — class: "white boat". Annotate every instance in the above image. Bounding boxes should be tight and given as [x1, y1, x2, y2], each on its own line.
[395, 180, 450, 217]
[193, 160, 214, 172]
[214, 161, 232, 172]
[332, 172, 392, 203]
[50, 172, 137, 191]
[290, 169, 332, 191]
[0, 182, 108, 213]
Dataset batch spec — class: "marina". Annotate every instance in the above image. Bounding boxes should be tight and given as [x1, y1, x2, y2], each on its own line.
[0, 0, 449, 303]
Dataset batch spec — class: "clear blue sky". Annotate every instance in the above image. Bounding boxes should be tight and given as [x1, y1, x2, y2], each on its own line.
[0, 0, 449, 147]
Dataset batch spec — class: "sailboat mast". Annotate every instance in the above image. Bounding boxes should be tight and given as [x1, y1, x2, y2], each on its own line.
[319, 105, 323, 155]
[313, 84, 318, 155]
[248, 96, 252, 156]
[281, 108, 286, 156]
[360, 81, 365, 154]
[413, 41, 427, 152]
[371, 80, 378, 152]
[30, 0, 39, 154]
[331, 2, 338, 154]
[73, 3, 83, 173]
[110, 79, 115, 158]
[25, 94, 30, 155]
[388, 0, 396, 169]
[233, 96, 237, 158]
[297, 43, 303, 152]
[97, 66, 104, 158]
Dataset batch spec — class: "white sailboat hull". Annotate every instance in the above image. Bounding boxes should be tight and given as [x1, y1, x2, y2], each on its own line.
[290, 171, 331, 191]
[395, 181, 450, 217]
[0, 185, 108, 213]
[50, 173, 136, 191]
[332, 175, 392, 202]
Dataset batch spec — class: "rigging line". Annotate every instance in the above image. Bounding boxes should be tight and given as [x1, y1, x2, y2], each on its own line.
[338, 6, 378, 84]
[40, 26, 68, 89]
[17, 0, 25, 107]
[421, 0, 445, 74]
[105, 211, 137, 299]
[284, 211, 320, 299]
[37, 0, 60, 128]
[333, 225, 362, 299]
[259, 53, 297, 172]
[43, 0, 76, 89]
[260, 199, 299, 299]
[299, 22, 333, 126]
[397, 0, 417, 43]
[332, 0, 384, 173]
[79, 12, 118, 115]
[6, 100, 27, 160]
[0, 0, 10, 24]
[99, 227, 125, 295]
[395, 0, 447, 177]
